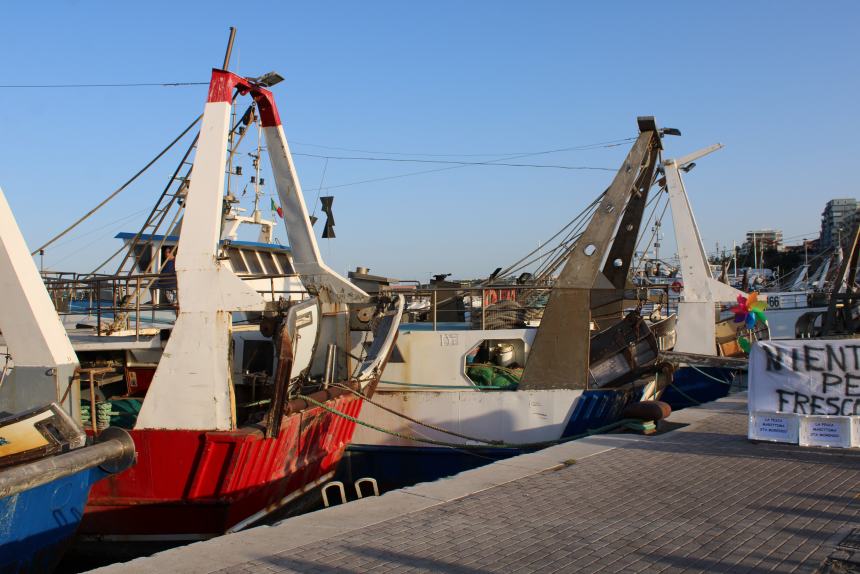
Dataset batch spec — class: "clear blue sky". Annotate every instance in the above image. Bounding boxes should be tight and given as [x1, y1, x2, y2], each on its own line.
[1, 1, 857, 280]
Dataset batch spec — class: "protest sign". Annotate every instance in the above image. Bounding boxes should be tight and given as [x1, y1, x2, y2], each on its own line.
[749, 340, 859, 447]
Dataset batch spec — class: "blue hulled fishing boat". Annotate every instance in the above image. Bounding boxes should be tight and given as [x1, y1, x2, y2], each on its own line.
[0, 187, 135, 572]
[0, 407, 134, 573]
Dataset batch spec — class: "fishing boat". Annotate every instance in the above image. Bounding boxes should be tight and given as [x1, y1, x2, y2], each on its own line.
[345, 117, 676, 487]
[0, 187, 135, 573]
[750, 252, 849, 340]
[36, 68, 404, 540]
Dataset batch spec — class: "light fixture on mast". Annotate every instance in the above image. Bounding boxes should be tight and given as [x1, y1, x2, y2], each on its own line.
[250, 72, 284, 88]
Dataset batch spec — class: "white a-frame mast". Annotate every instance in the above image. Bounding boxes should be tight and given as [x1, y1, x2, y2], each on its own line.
[136, 69, 367, 431]
[0, 187, 80, 420]
[664, 144, 745, 355]
[135, 72, 267, 431]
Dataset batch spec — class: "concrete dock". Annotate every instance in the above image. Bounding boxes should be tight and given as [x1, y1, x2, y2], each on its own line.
[92, 393, 860, 574]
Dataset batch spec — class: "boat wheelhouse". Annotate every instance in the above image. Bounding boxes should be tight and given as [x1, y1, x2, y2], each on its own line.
[115, 220, 303, 305]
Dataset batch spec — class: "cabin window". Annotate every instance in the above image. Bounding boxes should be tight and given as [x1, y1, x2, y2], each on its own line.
[227, 248, 249, 274]
[260, 252, 279, 275]
[242, 340, 275, 375]
[245, 250, 264, 274]
[275, 253, 294, 274]
[463, 339, 524, 391]
[133, 244, 152, 273]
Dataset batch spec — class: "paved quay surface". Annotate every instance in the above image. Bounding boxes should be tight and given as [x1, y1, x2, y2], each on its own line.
[92, 393, 860, 574]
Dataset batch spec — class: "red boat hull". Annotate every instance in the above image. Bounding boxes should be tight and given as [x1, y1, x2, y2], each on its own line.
[81, 393, 363, 538]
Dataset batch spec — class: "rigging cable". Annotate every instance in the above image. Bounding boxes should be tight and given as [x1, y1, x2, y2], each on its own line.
[48, 209, 151, 268]
[0, 82, 208, 88]
[312, 137, 638, 191]
[632, 190, 671, 275]
[30, 114, 203, 256]
[499, 199, 597, 280]
[310, 157, 329, 218]
[293, 152, 615, 171]
[290, 136, 637, 158]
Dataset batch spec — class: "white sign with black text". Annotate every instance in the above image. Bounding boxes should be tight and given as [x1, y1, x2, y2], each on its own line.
[748, 340, 860, 448]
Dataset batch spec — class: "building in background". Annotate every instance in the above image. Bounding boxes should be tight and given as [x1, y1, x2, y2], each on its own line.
[741, 229, 783, 254]
[820, 198, 858, 250]
[783, 237, 819, 255]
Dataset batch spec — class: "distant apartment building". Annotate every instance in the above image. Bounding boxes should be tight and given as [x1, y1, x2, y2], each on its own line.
[741, 229, 783, 254]
[783, 237, 819, 255]
[820, 198, 858, 250]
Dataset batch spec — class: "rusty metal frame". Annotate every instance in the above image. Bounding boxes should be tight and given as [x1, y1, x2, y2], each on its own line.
[519, 117, 662, 391]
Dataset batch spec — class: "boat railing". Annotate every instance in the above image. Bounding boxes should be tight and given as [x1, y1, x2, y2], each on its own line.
[41, 271, 181, 338]
[384, 282, 757, 331]
[39, 271, 308, 340]
[378, 284, 554, 331]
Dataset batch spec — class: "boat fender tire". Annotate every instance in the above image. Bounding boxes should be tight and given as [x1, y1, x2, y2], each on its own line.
[621, 400, 671, 421]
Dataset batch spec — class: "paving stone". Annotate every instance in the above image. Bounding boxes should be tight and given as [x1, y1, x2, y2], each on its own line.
[91, 394, 860, 574]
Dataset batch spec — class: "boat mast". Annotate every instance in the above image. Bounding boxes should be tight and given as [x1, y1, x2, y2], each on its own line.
[135, 69, 267, 431]
[252, 121, 262, 217]
[663, 144, 744, 355]
[519, 117, 664, 391]
[733, 240, 737, 279]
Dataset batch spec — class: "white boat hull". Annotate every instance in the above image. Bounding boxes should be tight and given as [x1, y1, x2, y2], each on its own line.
[352, 388, 585, 447]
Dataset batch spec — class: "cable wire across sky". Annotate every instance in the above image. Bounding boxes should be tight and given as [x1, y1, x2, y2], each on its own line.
[295, 136, 637, 191]
[291, 152, 617, 171]
[0, 81, 209, 88]
[289, 137, 636, 158]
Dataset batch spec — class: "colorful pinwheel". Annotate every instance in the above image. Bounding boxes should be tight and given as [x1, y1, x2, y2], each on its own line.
[731, 292, 767, 329]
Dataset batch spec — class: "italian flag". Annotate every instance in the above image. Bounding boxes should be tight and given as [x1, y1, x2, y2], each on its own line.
[271, 198, 283, 218]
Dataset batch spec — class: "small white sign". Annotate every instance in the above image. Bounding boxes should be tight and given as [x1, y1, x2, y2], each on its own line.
[853, 418, 860, 447]
[799, 416, 852, 448]
[749, 412, 799, 443]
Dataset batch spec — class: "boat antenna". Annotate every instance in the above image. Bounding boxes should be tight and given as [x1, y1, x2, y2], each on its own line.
[223, 27, 237, 70]
[252, 117, 263, 217]
[225, 27, 238, 197]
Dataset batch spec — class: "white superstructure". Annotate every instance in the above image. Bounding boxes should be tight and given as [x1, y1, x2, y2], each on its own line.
[0, 187, 80, 420]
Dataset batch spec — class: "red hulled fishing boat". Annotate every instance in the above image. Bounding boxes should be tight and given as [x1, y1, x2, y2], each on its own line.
[74, 68, 403, 538]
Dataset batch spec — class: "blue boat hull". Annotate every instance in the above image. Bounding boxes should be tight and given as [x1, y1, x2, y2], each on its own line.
[660, 366, 737, 410]
[0, 466, 109, 574]
[562, 388, 642, 436]
[340, 444, 520, 492]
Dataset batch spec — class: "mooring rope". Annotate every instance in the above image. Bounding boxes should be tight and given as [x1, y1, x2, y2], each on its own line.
[332, 383, 504, 445]
[666, 365, 741, 406]
[688, 365, 736, 386]
[666, 382, 702, 406]
[297, 393, 641, 450]
[377, 381, 503, 390]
